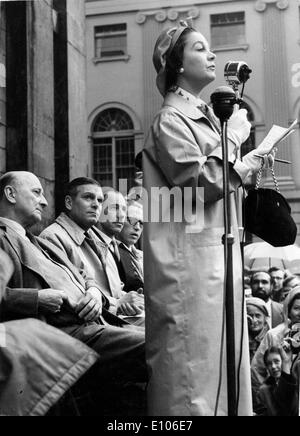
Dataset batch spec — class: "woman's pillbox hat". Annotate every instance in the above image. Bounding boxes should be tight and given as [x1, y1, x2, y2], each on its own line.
[152, 19, 194, 96]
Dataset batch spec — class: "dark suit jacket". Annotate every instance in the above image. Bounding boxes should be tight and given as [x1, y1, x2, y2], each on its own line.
[0, 221, 102, 327]
[118, 244, 144, 293]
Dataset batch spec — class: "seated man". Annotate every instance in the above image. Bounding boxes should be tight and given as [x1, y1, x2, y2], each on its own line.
[96, 188, 145, 324]
[0, 172, 147, 393]
[40, 178, 144, 324]
[117, 199, 144, 293]
[0, 248, 98, 416]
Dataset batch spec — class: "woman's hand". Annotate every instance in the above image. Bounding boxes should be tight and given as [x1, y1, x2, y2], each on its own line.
[227, 108, 252, 147]
[280, 341, 293, 374]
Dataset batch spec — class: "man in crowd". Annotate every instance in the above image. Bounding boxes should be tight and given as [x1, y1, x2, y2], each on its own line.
[0, 171, 147, 388]
[40, 179, 144, 324]
[117, 199, 144, 293]
[268, 267, 285, 302]
[250, 271, 284, 328]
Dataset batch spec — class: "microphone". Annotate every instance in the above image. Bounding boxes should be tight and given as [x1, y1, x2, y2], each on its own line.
[210, 86, 238, 123]
[224, 61, 252, 86]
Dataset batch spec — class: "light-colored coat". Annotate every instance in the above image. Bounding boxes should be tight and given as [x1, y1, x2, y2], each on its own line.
[0, 319, 98, 416]
[143, 92, 253, 416]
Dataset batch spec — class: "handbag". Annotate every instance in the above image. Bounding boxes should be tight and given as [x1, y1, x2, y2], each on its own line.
[244, 164, 297, 247]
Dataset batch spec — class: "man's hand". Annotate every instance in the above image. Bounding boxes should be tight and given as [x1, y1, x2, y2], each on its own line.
[38, 289, 68, 313]
[117, 291, 144, 316]
[75, 292, 102, 322]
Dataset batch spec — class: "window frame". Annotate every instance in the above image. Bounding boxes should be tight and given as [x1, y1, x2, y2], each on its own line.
[210, 11, 249, 52]
[92, 109, 136, 190]
[93, 23, 130, 63]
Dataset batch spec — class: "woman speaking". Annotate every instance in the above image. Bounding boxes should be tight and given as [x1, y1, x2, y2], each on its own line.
[143, 21, 274, 416]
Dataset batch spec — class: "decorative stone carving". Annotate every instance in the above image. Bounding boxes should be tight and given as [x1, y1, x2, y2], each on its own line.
[136, 7, 199, 24]
[136, 10, 167, 24]
[255, 0, 289, 12]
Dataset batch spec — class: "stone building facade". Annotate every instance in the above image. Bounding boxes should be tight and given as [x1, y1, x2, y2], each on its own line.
[86, 0, 300, 241]
[0, 0, 89, 228]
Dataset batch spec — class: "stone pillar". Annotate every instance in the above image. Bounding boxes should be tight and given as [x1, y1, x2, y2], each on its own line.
[255, 0, 294, 187]
[66, 0, 89, 180]
[0, 2, 6, 174]
[26, 0, 55, 225]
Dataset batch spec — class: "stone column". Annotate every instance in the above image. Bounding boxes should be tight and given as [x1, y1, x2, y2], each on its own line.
[255, 0, 294, 187]
[26, 0, 55, 224]
[0, 2, 6, 174]
[65, 0, 89, 179]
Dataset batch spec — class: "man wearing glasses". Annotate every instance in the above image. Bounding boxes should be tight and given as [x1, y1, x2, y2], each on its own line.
[117, 200, 144, 294]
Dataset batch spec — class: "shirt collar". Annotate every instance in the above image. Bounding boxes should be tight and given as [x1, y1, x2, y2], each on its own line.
[163, 90, 206, 121]
[119, 241, 132, 252]
[97, 228, 114, 246]
[174, 86, 206, 107]
[0, 217, 27, 240]
[56, 212, 86, 245]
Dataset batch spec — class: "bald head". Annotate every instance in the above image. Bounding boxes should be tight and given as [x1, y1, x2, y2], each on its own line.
[0, 171, 48, 228]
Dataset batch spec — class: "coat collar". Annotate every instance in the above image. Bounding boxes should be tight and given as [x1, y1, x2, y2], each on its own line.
[163, 92, 206, 121]
[55, 212, 86, 246]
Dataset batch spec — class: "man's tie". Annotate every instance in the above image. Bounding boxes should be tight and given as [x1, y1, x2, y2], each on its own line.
[198, 103, 221, 134]
[84, 230, 107, 268]
[110, 238, 121, 264]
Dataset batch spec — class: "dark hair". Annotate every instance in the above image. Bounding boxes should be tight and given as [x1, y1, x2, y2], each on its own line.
[65, 177, 101, 199]
[268, 266, 284, 275]
[283, 275, 299, 288]
[287, 291, 300, 317]
[0, 172, 18, 200]
[263, 346, 281, 367]
[250, 271, 271, 286]
[165, 27, 196, 92]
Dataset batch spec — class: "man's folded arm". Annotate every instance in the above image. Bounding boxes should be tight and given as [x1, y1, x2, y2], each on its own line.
[2, 286, 39, 317]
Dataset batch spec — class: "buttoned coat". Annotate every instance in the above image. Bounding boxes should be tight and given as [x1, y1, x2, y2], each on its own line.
[143, 92, 253, 416]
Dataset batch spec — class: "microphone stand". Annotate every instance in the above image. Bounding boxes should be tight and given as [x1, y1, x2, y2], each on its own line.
[220, 118, 237, 417]
[211, 88, 238, 416]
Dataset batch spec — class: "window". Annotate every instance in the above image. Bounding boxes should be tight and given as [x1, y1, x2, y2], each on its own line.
[211, 12, 246, 49]
[92, 108, 136, 189]
[94, 24, 127, 59]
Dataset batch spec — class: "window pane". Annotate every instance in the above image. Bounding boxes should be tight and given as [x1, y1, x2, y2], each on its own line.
[93, 137, 113, 185]
[95, 24, 126, 34]
[100, 35, 127, 57]
[211, 23, 246, 47]
[93, 108, 134, 132]
[211, 12, 246, 47]
[94, 23, 127, 58]
[116, 137, 135, 189]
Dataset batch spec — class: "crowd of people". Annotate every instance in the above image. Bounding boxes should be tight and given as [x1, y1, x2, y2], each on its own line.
[245, 266, 300, 415]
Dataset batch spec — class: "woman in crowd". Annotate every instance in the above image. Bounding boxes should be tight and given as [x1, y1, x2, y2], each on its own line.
[255, 345, 298, 416]
[143, 19, 275, 416]
[251, 287, 300, 405]
[246, 297, 270, 362]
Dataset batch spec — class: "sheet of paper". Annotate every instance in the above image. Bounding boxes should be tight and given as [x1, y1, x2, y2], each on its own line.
[260, 119, 298, 151]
